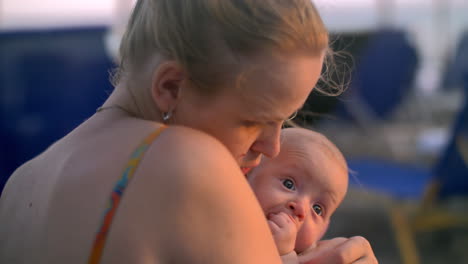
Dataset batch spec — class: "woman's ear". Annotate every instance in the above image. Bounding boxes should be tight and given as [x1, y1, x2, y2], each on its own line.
[151, 61, 186, 113]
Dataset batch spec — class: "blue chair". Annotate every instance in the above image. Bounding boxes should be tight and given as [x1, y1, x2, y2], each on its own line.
[335, 29, 419, 123]
[441, 31, 468, 90]
[347, 73, 468, 264]
[0, 27, 115, 195]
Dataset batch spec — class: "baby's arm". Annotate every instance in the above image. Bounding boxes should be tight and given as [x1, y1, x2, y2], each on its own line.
[268, 212, 299, 264]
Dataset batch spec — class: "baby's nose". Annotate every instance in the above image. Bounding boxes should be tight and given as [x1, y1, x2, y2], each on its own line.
[287, 201, 306, 221]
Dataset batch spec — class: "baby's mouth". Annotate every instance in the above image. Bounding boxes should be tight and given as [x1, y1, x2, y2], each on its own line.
[267, 212, 300, 229]
[286, 214, 297, 223]
[286, 214, 300, 228]
[240, 167, 253, 175]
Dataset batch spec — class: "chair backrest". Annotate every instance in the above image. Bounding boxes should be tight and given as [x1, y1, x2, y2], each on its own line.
[0, 27, 115, 193]
[441, 30, 468, 90]
[336, 29, 419, 121]
[432, 73, 468, 200]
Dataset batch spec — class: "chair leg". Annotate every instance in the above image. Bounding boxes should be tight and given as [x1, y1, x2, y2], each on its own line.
[390, 206, 420, 264]
[413, 211, 468, 232]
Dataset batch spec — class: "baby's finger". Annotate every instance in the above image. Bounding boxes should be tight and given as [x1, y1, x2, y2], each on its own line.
[313, 237, 348, 252]
[352, 257, 378, 264]
[298, 237, 348, 262]
[332, 236, 377, 264]
[267, 219, 280, 233]
[268, 212, 292, 228]
[300, 236, 377, 264]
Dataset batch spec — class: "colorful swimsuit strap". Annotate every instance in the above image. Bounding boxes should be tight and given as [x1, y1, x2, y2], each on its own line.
[88, 125, 167, 264]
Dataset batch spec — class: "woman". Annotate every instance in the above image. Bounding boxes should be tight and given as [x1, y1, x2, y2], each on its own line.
[0, 0, 377, 263]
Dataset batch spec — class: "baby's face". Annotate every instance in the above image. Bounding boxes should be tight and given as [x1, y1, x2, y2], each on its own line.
[248, 143, 348, 253]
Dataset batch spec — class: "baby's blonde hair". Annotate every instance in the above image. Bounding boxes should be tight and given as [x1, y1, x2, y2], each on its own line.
[281, 127, 348, 173]
[116, 0, 333, 95]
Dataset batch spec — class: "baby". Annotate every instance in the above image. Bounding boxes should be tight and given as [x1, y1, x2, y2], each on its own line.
[247, 127, 349, 263]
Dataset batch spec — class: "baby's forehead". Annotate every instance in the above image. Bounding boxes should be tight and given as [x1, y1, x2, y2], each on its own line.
[281, 133, 347, 170]
[278, 140, 325, 166]
[281, 132, 321, 156]
[278, 141, 347, 188]
[272, 146, 328, 182]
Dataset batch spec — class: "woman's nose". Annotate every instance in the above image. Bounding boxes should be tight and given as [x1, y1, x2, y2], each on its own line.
[250, 123, 281, 158]
[287, 200, 306, 221]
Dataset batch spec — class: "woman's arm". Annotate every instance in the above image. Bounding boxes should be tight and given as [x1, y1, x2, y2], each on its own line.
[99, 126, 282, 264]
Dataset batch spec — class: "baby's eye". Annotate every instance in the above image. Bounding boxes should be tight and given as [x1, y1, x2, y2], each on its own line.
[312, 204, 323, 216]
[282, 179, 296, 190]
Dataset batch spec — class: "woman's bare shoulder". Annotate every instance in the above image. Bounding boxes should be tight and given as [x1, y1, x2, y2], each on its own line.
[101, 125, 282, 264]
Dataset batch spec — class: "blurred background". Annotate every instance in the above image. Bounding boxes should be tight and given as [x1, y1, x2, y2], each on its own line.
[1, 0, 467, 263]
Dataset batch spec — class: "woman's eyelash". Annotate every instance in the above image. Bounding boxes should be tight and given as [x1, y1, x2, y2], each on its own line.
[287, 110, 298, 121]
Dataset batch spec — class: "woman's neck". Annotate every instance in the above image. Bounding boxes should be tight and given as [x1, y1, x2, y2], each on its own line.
[100, 82, 162, 122]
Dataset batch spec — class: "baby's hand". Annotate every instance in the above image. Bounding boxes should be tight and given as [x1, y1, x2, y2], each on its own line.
[267, 212, 298, 255]
[297, 237, 378, 264]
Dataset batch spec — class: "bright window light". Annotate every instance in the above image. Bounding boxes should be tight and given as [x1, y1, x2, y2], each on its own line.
[1, 0, 115, 29]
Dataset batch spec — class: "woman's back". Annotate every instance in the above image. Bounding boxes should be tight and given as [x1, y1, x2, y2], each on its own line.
[0, 111, 281, 264]
[0, 111, 162, 263]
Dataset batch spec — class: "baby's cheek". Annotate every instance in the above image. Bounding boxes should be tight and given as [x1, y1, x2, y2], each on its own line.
[294, 221, 318, 253]
[294, 220, 330, 253]
[317, 221, 330, 240]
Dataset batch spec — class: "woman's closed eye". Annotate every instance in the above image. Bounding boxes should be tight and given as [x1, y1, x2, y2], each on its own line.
[312, 204, 324, 216]
[240, 120, 264, 133]
[282, 178, 296, 190]
[241, 120, 260, 128]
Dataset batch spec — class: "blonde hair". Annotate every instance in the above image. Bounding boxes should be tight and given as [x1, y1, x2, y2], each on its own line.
[116, 0, 333, 95]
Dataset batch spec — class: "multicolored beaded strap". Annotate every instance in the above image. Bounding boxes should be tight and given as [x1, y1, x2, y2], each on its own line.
[88, 126, 167, 264]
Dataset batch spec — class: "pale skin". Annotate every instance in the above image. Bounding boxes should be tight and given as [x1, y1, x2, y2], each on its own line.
[0, 52, 377, 264]
[248, 128, 350, 262]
